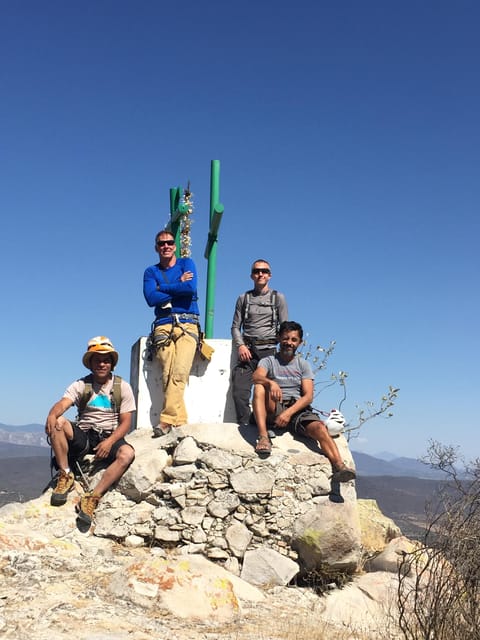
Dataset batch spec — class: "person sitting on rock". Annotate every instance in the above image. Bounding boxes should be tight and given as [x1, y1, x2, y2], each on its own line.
[45, 336, 136, 526]
[252, 320, 356, 482]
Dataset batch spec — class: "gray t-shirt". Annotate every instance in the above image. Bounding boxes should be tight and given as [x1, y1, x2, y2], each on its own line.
[257, 354, 314, 401]
[63, 375, 136, 432]
[231, 289, 288, 349]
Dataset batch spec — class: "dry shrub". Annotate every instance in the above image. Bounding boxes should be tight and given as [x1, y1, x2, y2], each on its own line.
[398, 441, 480, 640]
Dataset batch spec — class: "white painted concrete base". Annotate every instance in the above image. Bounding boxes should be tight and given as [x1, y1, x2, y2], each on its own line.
[130, 337, 238, 429]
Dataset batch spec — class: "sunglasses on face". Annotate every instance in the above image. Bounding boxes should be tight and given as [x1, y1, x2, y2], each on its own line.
[156, 239, 175, 247]
[251, 268, 271, 275]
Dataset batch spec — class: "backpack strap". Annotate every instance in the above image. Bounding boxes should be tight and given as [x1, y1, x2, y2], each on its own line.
[77, 374, 123, 418]
[241, 290, 253, 324]
[111, 375, 123, 413]
[78, 373, 94, 418]
[271, 289, 278, 331]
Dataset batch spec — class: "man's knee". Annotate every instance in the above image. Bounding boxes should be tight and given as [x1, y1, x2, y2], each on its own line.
[116, 444, 135, 467]
[50, 417, 73, 441]
[305, 420, 329, 440]
[253, 383, 266, 400]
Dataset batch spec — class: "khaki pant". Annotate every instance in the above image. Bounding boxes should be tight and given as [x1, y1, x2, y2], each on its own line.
[154, 322, 198, 425]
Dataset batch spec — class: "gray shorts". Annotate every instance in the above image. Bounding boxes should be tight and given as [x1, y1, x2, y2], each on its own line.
[268, 400, 321, 436]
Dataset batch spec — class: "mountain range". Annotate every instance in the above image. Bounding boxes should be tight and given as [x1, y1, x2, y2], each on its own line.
[351, 450, 446, 479]
[0, 422, 48, 448]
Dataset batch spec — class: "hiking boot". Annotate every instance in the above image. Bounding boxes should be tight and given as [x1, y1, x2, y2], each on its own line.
[77, 492, 100, 526]
[152, 423, 172, 437]
[51, 470, 75, 506]
[332, 463, 356, 483]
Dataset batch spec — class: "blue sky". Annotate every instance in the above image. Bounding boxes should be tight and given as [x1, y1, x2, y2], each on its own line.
[1, 1, 479, 459]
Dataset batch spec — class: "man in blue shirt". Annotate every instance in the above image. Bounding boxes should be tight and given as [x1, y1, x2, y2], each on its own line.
[252, 321, 356, 483]
[143, 230, 199, 436]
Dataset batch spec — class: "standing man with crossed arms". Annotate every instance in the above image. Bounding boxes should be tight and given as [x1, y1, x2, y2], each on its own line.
[231, 259, 288, 426]
[143, 229, 200, 436]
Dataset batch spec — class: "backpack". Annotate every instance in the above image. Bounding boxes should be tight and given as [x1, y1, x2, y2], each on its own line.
[78, 373, 123, 418]
[242, 289, 279, 331]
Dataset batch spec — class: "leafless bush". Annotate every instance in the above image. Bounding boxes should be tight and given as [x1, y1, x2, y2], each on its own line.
[397, 441, 480, 640]
[300, 336, 400, 437]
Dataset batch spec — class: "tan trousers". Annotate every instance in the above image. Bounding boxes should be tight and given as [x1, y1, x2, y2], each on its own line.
[154, 322, 198, 425]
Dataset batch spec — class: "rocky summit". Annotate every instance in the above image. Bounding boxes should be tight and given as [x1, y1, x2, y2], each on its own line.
[0, 423, 412, 639]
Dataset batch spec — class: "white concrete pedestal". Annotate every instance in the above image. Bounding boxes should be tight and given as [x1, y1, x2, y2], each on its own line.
[130, 337, 237, 429]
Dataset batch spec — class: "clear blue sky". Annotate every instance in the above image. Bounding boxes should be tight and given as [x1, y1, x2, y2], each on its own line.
[1, 1, 478, 459]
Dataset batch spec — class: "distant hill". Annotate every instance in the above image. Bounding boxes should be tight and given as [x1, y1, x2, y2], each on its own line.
[372, 451, 398, 462]
[351, 450, 446, 479]
[0, 422, 45, 433]
[0, 423, 47, 448]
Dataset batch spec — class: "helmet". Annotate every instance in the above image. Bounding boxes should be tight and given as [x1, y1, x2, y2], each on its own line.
[82, 336, 119, 369]
[325, 409, 345, 436]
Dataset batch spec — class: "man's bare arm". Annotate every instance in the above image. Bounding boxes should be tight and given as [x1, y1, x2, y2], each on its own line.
[45, 398, 74, 436]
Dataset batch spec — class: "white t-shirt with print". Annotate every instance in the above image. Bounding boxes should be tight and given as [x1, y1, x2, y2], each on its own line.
[63, 375, 136, 432]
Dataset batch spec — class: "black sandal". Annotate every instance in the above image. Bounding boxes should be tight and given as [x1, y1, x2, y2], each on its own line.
[255, 435, 272, 457]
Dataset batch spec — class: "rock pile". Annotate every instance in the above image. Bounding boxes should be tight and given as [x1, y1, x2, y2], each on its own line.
[89, 423, 361, 579]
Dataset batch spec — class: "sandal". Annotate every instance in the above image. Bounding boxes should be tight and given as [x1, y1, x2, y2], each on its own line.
[255, 435, 272, 457]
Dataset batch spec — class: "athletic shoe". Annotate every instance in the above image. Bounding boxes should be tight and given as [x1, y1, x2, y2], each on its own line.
[51, 470, 75, 506]
[332, 463, 356, 483]
[152, 423, 172, 437]
[77, 492, 100, 526]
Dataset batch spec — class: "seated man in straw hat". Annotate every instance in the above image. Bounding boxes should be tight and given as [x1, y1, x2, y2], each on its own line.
[45, 336, 136, 527]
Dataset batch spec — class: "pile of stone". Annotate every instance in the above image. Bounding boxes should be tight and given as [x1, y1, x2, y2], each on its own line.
[87, 423, 363, 580]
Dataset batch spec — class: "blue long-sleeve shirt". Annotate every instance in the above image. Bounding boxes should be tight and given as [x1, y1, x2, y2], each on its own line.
[143, 258, 200, 326]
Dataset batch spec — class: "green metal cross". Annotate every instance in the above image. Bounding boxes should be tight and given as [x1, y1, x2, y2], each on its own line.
[166, 160, 224, 339]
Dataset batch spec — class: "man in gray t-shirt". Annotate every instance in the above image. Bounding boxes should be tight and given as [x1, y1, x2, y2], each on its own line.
[231, 259, 288, 425]
[252, 321, 356, 483]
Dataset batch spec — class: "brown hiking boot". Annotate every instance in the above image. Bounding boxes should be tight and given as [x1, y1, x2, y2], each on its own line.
[332, 463, 356, 483]
[77, 492, 100, 526]
[152, 423, 172, 437]
[51, 470, 75, 506]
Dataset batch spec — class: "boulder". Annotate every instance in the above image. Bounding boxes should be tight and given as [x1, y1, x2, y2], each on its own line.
[365, 535, 418, 574]
[357, 498, 402, 554]
[292, 494, 362, 574]
[108, 553, 264, 620]
[240, 546, 300, 587]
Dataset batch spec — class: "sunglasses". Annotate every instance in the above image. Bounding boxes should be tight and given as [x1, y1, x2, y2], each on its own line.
[156, 239, 175, 247]
[251, 268, 271, 275]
